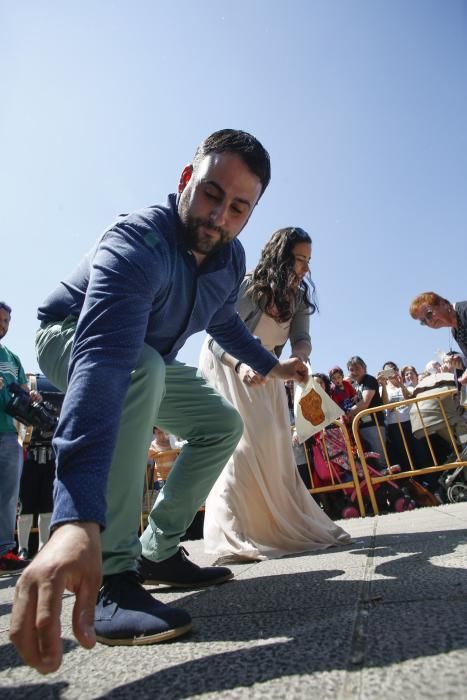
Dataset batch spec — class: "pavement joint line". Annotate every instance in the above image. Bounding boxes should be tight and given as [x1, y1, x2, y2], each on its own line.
[357, 593, 467, 605]
[188, 601, 359, 619]
[339, 516, 379, 700]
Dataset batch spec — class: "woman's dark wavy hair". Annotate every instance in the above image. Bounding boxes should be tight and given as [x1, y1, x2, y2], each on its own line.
[192, 129, 271, 199]
[245, 227, 318, 322]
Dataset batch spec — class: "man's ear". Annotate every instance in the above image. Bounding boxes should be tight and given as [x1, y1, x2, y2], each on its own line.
[178, 164, 193, 193]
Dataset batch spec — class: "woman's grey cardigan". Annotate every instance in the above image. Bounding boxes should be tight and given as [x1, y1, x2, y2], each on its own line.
[209, 275, 312, 362]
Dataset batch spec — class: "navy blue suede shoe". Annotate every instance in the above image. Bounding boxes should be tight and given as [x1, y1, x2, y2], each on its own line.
[136, 546, 234, 588]
[95, 571, 192, 646]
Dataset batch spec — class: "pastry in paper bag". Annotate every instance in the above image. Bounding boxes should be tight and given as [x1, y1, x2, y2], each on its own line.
[294, 375, 344, 442]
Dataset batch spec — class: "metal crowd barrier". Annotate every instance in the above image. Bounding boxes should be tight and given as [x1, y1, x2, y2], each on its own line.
[302, 420, 366, 517]
[351, 387, 467, 515]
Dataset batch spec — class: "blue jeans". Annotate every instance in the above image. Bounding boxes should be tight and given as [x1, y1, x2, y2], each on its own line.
[0, 432, 23, 556]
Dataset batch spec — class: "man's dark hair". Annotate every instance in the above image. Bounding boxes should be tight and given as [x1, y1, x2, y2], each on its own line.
[192, 129, 271, 198]
[0, 301, 12, 316]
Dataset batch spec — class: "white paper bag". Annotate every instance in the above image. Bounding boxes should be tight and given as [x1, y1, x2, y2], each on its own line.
[294, 374, 344, 442]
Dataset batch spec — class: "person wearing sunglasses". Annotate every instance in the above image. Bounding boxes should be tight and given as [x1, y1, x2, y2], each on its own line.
[409, 292, 467, 386]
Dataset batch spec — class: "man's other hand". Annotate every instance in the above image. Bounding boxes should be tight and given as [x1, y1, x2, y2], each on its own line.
[9, 521, 102, 674]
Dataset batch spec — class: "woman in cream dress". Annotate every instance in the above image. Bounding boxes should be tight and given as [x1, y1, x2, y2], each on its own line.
[199, 227, 350, 562]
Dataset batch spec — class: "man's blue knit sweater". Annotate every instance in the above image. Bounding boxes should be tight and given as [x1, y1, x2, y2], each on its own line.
[38, 194, 278, 528]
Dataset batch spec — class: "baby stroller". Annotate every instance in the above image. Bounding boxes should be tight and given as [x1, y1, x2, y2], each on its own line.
[309, 425, 415, 519]
[438, 463, 467, 503]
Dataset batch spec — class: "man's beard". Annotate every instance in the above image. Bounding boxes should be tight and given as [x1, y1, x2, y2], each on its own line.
[183, 216, 231, 257]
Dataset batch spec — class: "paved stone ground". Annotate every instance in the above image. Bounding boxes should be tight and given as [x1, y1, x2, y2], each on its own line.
[1, 503, 466, 699]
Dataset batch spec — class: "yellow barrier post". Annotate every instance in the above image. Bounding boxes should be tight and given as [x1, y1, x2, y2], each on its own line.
[352, 388, 467, 515]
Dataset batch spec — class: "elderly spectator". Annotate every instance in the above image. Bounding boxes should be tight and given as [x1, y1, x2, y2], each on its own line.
[410, 292, 467, 385]
[410, 371, 467, 462]
[425, 359, 442, 375]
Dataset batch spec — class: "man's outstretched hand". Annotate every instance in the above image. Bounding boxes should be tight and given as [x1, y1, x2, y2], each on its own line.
[9, 521, 102, 674]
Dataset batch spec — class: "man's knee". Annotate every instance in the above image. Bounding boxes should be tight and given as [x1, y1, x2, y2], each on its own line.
[222, 404, 244, 446]
[132, 345, 165, 393]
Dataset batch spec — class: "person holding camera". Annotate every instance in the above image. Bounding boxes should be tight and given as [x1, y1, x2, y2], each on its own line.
[16, 375, 64, 561]
[0, 301, 41, 575]
[9, 129, 309, 674]
[377, 361, 426, 470]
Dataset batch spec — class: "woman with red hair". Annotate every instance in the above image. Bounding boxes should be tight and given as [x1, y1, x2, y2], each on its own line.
[409, 292, 467, 386]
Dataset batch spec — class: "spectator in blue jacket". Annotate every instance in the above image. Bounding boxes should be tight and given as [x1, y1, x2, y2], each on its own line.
[10, 129, 308, 673]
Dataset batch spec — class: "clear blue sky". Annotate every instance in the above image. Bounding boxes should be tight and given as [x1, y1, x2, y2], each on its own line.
[2, 0, 466, 378]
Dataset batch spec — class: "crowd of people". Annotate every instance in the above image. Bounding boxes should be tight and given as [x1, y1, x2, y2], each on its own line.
[1, 129, 466, 677]
[291, 353, 467, 508]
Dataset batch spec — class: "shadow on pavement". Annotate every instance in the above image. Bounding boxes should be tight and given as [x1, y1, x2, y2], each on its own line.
[0, 681, 68, 699]
[3, 528, 466, 699]
[0, 638, 77, 674]
[100, 529, 467, 699]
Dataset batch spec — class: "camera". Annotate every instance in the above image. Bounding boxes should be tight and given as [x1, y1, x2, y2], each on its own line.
[5, 382, 59, 433]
